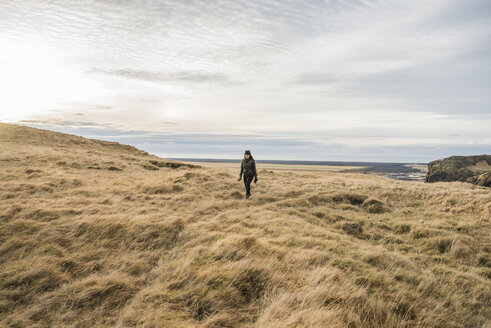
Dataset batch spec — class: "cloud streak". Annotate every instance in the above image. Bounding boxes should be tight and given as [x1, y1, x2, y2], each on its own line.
[88, 68, 236, 85]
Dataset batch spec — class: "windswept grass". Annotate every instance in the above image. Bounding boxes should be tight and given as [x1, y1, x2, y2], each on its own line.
[1, 123, 490, 327]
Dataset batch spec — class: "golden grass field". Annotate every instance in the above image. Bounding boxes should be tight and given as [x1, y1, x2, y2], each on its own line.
[1, 122, 490, 328]
[176, 161, 367, 172]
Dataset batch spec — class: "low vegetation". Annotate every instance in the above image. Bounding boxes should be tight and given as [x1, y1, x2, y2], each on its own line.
[1, 123, 490, 327]
[426, 155, 491, 187]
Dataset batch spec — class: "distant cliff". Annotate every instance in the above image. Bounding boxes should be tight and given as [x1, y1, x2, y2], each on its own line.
[425, 155, 491, 187]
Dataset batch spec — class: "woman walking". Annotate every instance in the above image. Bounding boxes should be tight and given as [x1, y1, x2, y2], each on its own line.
[238, 150, 258, 199]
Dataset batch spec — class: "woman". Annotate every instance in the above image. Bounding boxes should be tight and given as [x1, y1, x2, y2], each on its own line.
[238, 150, 258, 199]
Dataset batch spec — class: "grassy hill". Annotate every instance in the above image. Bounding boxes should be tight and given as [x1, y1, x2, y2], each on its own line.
[0, 122, 490, 328]
[426, 155, 491, 187]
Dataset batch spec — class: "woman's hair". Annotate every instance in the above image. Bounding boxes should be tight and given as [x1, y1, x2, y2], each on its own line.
[244, 150, 254, 160]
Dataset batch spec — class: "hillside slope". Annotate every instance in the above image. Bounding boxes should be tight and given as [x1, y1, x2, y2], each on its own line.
[425, 155, 491, 187]
[1, 123, 490, 328]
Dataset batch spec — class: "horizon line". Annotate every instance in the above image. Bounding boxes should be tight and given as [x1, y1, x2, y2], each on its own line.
[166, 157, 429, 165]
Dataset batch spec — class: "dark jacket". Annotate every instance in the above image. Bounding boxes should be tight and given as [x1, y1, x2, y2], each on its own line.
[240, 158, 257, 179]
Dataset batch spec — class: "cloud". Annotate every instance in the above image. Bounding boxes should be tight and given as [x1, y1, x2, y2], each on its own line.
[1, 0, 490, 161]
[88, 68, 236, 85]
[17, 119, 123, 130]
[95, 105, 113, 110]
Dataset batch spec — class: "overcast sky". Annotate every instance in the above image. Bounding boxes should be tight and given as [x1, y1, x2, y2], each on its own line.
[1, 0, 490, 162]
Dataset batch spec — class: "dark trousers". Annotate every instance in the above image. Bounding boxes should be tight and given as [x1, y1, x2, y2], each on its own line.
[243, 173, 254, 195]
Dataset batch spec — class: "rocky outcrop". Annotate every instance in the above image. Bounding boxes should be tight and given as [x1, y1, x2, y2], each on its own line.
[425, 155, 491, 187]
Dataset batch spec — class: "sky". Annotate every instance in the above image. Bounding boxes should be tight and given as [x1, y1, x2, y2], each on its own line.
[0, 0, 490, 162]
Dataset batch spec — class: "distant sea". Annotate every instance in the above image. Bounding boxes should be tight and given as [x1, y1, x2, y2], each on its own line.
[168, 158, 428, 181]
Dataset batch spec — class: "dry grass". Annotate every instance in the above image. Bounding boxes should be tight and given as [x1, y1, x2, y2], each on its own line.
[178, 161, 367, 172]
[0, 122, 490, 328]
[471, 161, 491, 172]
